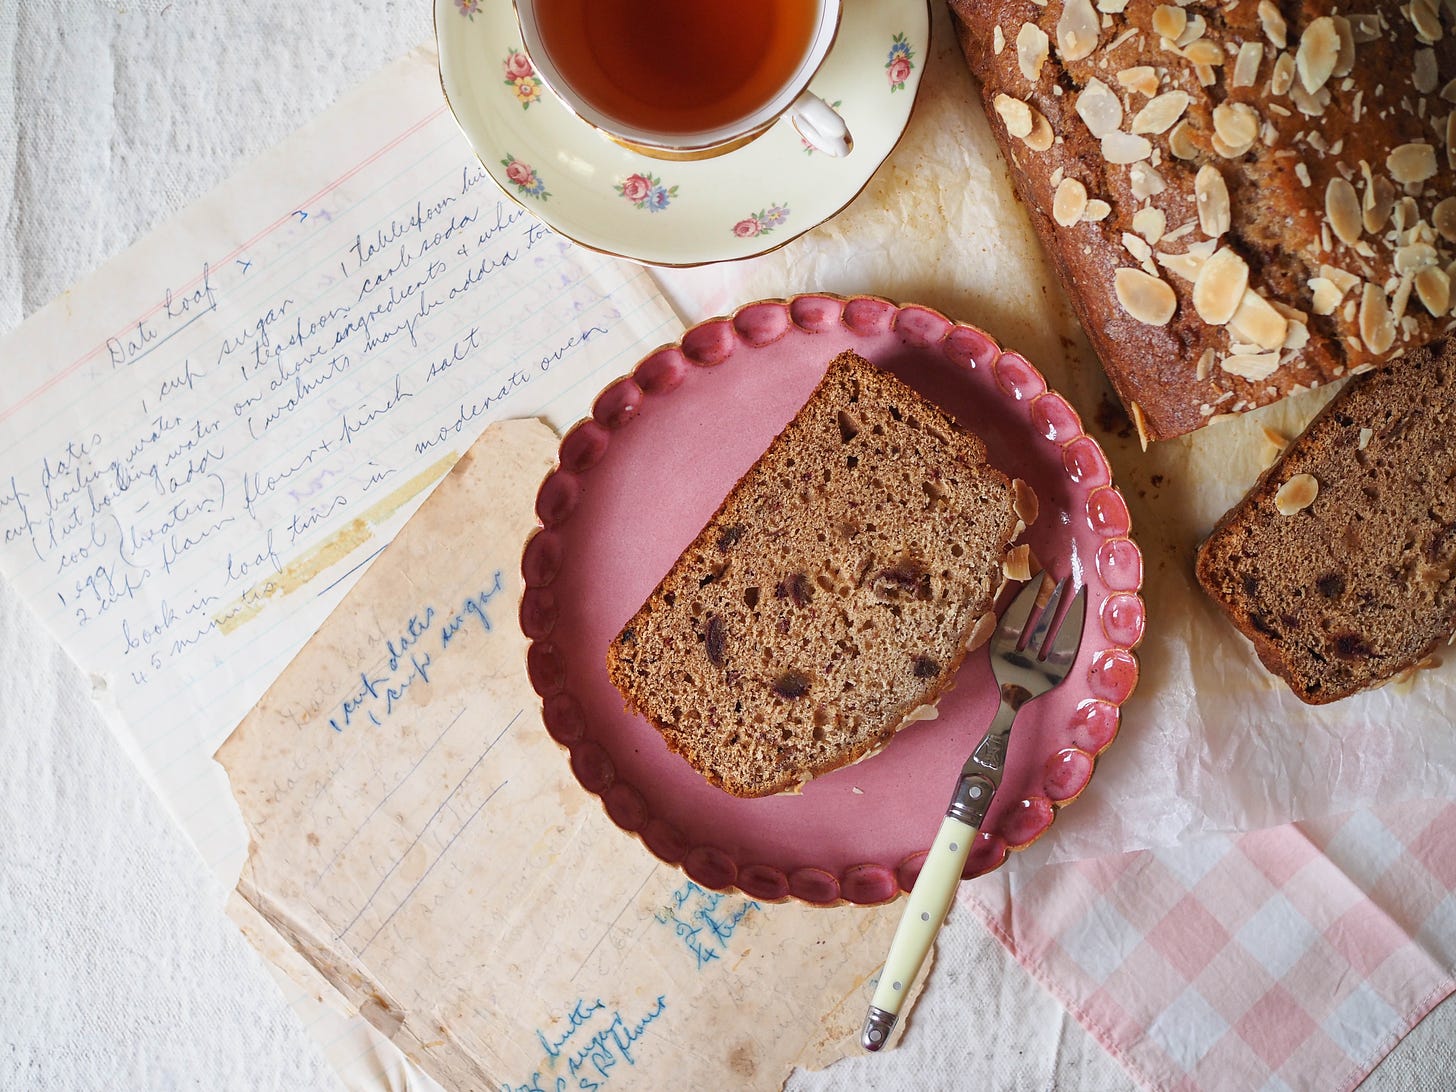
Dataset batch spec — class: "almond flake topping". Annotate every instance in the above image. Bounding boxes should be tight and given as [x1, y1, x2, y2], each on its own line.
[1181, 39, 1223, 67]
[1076, 78, 1124, 137]
[1176, 13, 1207, 48]
[1169, 120, 1198, 160]
[1410, 0, 1444, 42]
[1257, 0, 1287, 49]
[1295, 17, 1340, 94]
[1232, 42, 1263, 88]
[1309, 277, 1343, 314]
[1325, 178, 1363, 245]
[1331, 16, 1355, 77]
[1223, 353, 1282, 382]
[1395, 243, 1439, 275]
[1057, 0, 1100, 61]
[1388, 143, 1438, 185]
[993, 94, 1034, 138]
[1195, 164, 1231, 237]
[1274, 473, 1318, 515]
[1052, 177, 1089, 226]
[1118, 66, 1159, 96]
[1123, 231, 1154, 264]
[1129, 163, 1167, 199]
[1133, 206, 1167, 243]
[1415, 49, 1439, 95]
[1270, 52, 1296, 96]
[1434, 197, 1456, 242]
[1155, 249, 1208, 282]
[1114, 268, 1177, 325]
[1017, 22, 1051, 81]
[1363, 168, 1396, 234]
[1417, 267, 1452, 316]
[1084, 199, 1113, 221]
[1193, 247, 1250, 325]
[1024, 110, 1055, 151]
[1102, 131, 1153, 163]
[1212, 102, 1259, 155]
[1359, 283, 1396, 353]
[994, 25, 1006, 54]
[1229, 291, 1289, 350]
[1358, 428, 1373, 450]
[1321, 264, 1361, 295]
[1152, 4, 1187, 41]
[1131, 91, 1190, 134]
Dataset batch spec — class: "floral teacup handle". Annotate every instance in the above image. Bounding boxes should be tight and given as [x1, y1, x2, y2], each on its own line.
[790, 93, 852, 158]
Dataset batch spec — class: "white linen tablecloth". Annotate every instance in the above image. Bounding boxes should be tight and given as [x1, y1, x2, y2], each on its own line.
[2, 3, 1452, 1089]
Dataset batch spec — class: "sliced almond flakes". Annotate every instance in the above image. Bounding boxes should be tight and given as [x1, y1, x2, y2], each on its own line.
[1195, 164, 1231, 238]
[1052, 177, 1089, 226]
[1192, 247, 1250, 325]
[1295, 17, 1340, 94]
[1017, 22, 1051, 82]
[1131, 91, 1190, 134]
[1416, 267, 1452, 317]
[1274, 473, 1318, 515]
[1057, 0, 1100, 62]
[1388, 143, 1438, 185]
[1114, 268, 1177, 325]
[1325, 178, 1363, 245]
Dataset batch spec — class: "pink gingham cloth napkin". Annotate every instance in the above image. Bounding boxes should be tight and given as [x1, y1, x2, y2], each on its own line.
[962, 799, 1456, 1091]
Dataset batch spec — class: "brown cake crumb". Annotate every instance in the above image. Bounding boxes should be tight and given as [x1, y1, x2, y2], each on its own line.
[606, 351, 1028, 796]
[1196, 338, 1456, 703]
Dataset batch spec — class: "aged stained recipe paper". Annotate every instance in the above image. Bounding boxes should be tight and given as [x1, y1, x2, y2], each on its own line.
[216, 419, 922, 1091]
[0, 45, 680, 1089]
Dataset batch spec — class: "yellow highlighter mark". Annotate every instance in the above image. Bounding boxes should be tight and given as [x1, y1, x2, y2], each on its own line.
[213, 453, 458, 635]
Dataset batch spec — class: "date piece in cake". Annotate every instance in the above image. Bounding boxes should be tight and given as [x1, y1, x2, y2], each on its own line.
[1196, 338, 1456, 703]
[951, 0, 1456, 442]
[606, 350, 1031, 797]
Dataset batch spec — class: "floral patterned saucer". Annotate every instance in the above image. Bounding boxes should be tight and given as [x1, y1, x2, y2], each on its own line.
[434, 0, 930, 266]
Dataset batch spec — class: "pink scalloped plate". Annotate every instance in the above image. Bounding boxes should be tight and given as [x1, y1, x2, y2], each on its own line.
[521, 295, 1144, 905]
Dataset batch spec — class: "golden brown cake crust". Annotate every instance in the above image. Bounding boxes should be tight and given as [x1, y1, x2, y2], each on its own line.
[950, 0, 1456, 442]
[606, 351, 1026, 797]
[1195, 338, 1456, 703]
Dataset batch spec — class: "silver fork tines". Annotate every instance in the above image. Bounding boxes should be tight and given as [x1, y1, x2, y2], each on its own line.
[968, 576, 1087, 776]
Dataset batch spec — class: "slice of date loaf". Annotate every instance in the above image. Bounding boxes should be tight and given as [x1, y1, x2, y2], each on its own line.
[606, 350, 1032, 797]
[1196, 338, 1456, 704]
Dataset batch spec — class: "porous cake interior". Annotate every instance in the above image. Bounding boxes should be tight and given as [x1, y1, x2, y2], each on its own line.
[608, 351, 1021, 796]
[1197, 341, 1456, 703]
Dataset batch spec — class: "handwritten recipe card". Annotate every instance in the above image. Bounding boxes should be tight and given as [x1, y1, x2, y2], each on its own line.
[0, 46, 678, 881]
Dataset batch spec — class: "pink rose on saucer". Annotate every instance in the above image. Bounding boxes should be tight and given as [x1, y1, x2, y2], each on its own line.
[887, 56, 912, 86]
[504, 49, 534, 81]
[620, 174, 653, 203]
[506, 159, 535, 187]
[731, 204, 789, 240]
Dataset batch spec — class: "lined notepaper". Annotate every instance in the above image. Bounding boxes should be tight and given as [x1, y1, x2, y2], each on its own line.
[0, 47, 680, 883]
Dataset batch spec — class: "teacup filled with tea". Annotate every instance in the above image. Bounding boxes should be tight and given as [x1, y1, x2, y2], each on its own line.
[515, 0, 851, 158]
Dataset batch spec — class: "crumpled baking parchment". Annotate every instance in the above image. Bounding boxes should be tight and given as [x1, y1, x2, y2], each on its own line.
[653, 1, 1456, 866]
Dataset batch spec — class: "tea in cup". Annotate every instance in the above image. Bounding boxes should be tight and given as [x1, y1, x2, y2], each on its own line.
[514, 0, 851, 158]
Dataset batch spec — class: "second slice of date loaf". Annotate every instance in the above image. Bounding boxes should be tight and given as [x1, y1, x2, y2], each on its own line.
[606, 350, 1032, 798]
[1196, 338, 1456, 703]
